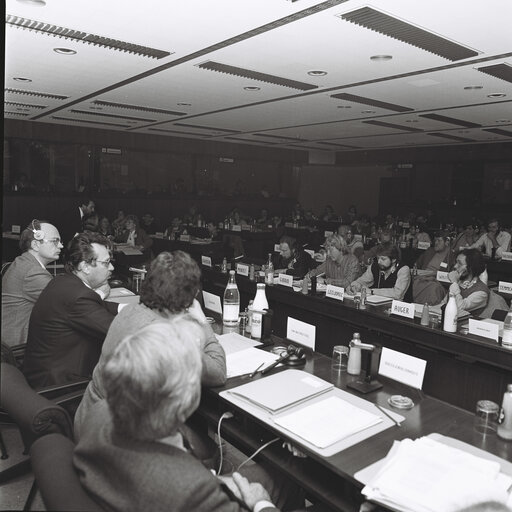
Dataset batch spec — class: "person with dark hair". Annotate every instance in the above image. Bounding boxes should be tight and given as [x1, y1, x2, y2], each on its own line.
[470, 218, 511, 260]
[348, 242, 412, 301]
[73, 250, 226, 439]
[23, 232, 120, 388]
[98, 216, 114, 238]
[115, 214, 153, 251]
[2, 220, 63, 346]
[442, 248, 490, 317]
[60, 198, 95, 247]
[141, 212, 158, 235]
[273, 235, 312, 278]
[453, 221, 479, 252]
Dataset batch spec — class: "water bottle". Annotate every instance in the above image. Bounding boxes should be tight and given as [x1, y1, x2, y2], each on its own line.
[251, 283, 269, 339]
[347, 333, 362, 375]
[223, 270, 240, 326]
[221, 257, 227, 274]
[246, 300, 254, 334]
[497, 384, 512, 440]
[265, 253, 274, 285]
[412, 263, 418, 277]
[421, 303, 430, 326]
[249, 263, 255, 281]
[360, 287, 367, 309]
[443, 293, 458, 333]
[502, 307, 512, 349]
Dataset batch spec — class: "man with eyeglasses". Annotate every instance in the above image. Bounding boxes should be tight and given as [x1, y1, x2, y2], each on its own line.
[470, 218, 511, 260]
[23, 232, 121, 388]
[2, 220, 64, 347]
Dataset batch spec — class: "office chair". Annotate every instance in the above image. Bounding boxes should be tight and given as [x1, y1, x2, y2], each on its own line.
[30, 433, 104, 511]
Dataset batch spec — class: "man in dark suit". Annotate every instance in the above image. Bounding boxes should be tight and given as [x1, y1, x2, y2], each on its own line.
[59, 198, 95, 248]
[23, 232, 120, 388]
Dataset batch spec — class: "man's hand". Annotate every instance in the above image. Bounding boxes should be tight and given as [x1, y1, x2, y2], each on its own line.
[448, 270, 460, 284]
[348, 282, 362, 294]
[217, 475, 242, 500]
[232, 472, 272, 510]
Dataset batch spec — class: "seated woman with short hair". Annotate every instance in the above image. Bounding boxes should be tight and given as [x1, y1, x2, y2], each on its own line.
[74, 320, 303, 512]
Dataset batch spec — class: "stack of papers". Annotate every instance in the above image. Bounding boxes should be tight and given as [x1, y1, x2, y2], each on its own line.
[225, 348, 279, 379]
[362, 437, 512, 512]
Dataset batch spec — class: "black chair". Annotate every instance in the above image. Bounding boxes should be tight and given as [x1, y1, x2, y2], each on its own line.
[31, 433, 104, 511]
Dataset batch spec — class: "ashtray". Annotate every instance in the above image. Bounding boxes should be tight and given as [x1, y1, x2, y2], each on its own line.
[388, 395, 414, 410]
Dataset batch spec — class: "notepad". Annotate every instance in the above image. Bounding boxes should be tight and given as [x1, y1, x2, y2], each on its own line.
[225, 348, 279, 379]
[274, 395, 382, 448]
[366, 295, 392, 305]
[227, 369, 333, 414]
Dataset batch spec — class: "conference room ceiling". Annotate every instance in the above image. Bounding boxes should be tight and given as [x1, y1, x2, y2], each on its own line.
[5, 0, 512, 153]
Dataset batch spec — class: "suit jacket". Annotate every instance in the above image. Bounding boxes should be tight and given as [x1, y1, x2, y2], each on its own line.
[74, 401, 279, 512]
[1, 252, 53, 346]
[23, 273, 118, 388]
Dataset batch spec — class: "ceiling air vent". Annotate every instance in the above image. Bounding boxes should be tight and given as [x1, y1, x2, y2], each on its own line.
[483, 128, 512, 137]
[5, 101, 46, 109]
[70, 109, 155, 123]
[477, 63, 512, 83]
[5, 88, 67, 100]
[5, 111, 30, 117]
[148, 128, 207, 137]
[339, 7, 478, 61]
[419, 113, 480, 128]
[317, 141, 357, 149]
[51, 116, 129, 128]
[254, 133, 308, 141]
[174, 122, 239, 134]
[363, 120, 423, 132]
[427, 133, 474, 142]
[92, 100, 187, 116]
[331, 93, 412, 112]
[6, 15, 171, 59]
[197, 61, 317, 91]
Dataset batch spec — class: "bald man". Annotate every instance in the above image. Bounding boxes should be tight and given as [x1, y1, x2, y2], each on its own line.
[2, 220, 64, 346]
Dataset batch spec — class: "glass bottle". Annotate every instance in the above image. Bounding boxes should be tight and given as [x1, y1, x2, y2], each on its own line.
[347, 333, 362, 375]
[421, 303, 430, 326]
[222, 270, 240, 326]
[221, 257, 227, 274]
[265, 253, 274, 285]
[251, 283, 269, 339]
[443, 293, 458, 333]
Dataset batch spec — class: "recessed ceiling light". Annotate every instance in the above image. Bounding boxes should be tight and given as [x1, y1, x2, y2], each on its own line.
[463, 85, 483, 90]
[337, 105, 352, 109]
[177, 102, 191, 106]
[370, 55, 393, 61]
[244, 86, 261, 91]
[362, 110, 376, 114]
[16, 0, 46, 5]
[53, 47, 77, 55]
[13, 77, 32, 82]
[308, 70, 328, 76]
[487, 93, 506, 98]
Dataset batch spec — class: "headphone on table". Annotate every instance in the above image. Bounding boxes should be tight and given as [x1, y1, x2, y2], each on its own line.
[30, 219, 44, 241]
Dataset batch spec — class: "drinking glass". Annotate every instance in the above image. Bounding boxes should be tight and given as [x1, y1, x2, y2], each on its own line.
[332, 345, 349, 371]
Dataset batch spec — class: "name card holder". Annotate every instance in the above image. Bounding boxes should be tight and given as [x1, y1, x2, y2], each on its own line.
[231, 225, 242, 232]
[11, 225, 21, 234]
[237, 263, 249, 276]
[284, 222, 294, 228]
[241, 225, 251, 231]
[417, 241, 430, 250]
[278, 273, 293, 287]
[274, 244, 281, 252]
[202, 291, 223, 315]
[390, 300, 415, 319]
[378, 347, 426, 389]
[201, 255, 212, 267]
[468, 319, 499, 342]
[287, 317, 316, 350]
[436, 270, 450, 283]
[498, 281, 512, 294]
[324, 230, 333, 238]
[502, 251, 512, 261]
[325, 285, 344, 301]
[353, 234, 363, 241]
[179, 234, 191, 242]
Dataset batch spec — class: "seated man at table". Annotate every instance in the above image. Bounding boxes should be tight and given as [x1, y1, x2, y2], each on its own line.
[347, 242, 412, 301]
[304, 234, 361, 288]
[273, 235, 312, 279]
[337, 225, 364, 261]
[440, 248, 489, 317]
[469, 218, 511, 260]
[23, 232, 120, 388]
[116, 214, 153, 252]
[74, 249, 226, 438]
[2, 220, 63, 346]
[74, 320, 304, 512]
[412, 231, 453, 305]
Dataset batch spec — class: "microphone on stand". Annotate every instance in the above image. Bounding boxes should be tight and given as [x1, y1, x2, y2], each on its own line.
[261, 345, 305, 375]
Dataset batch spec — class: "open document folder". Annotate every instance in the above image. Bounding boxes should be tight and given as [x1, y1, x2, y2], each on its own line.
[359, 436, 512, 512]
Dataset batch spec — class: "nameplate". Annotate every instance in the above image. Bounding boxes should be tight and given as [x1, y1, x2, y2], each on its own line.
[325, 285, 344, 301]
[402, 222, 410, 229]
[440, 261, 448, 268]
[324, 230, 333, 238]
[201, 255, 212, 267]
[353, 234, 363, 241]
[498, 281, 512, 294]
[236, 263, 249, 276]
[11, 225, 21, 234]
[399, 241, 407, 249]
[469, 319, 499, 342]
[378, 347, 426, 389]
[304, 249, 315, 257]
[231, 225, 242, 232]
[202, 291, 222, 315]
[287, 317, 316, 350]
[436, 271, 450, 283]
[278, 273, 293, 287]
[179, 234, 191, 242]
[417, 241, 430, 250]
[274, 244, 281, 252]
[284, 222, 294, 228]
[241, 225, 251, 231]
[502, 251, 512, 261]
[390, 300, 415, 319]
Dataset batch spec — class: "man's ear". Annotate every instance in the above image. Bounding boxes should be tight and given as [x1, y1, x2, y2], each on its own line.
[30, 239, 40, 251]
[78, 261, 89, 273]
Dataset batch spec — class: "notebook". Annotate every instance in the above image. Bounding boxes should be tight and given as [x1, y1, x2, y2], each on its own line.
[227, 369, 333, 414]
[366, 295, 393, 305]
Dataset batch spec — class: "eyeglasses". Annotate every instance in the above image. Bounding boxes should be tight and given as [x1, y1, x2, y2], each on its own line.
[95, 259, 112, 267]
[41, 238, 61, 247]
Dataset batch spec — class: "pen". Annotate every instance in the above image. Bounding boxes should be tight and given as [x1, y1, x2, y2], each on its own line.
[375, 404, 401, 427]
[249, 363, 264, 378]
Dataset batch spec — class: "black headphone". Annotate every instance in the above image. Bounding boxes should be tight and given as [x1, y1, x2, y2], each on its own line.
[30, 219, 44, 241]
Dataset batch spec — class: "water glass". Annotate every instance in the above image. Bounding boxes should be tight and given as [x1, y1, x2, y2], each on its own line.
[332, 345, 349, 371]
[474, 400, 499, 435]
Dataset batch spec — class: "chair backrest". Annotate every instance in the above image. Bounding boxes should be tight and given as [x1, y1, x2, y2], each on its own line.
[30, 433, 104, 511]
[1, 262, 12, 277]
[479, 290, 509, 320]
[0, 363, 74, 447]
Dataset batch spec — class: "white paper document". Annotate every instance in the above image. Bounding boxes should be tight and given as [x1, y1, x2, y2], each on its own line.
[225, 347, 278, 379]
[274, 395, 382, 448]
[217, 332, 262, 356]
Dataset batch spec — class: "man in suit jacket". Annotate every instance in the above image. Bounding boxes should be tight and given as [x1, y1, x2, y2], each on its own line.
[23, 232, 119, 388]
[2, 220, 63, 346]
[59, 198, 95, 248]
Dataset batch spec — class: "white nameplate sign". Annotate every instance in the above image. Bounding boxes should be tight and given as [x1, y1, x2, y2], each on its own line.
[287, 317, 316, 350]
[324, 230, 333, 238]
[278, 273, 293, 287]
[325, 285, 344, 301]
[469, 319, 499, 342]
[436, 270, 450, 283]
[304, 249, 315, 257]
[417, 241, 430, 250]
[498, 281, 512, 294]
[402, 222, 410, 229]
[440, 261, 448, 269]
[274, 244, 281, 252]
[241, 225, 251, 231]
[179, 234, 191, 242]
[11, 225, 21, 234]
[378, 347, 426, 389]
[231, 224, 242, 232]
[202, 291, 222, 315]
[502, 251, 512, 261]
[390, 300, 415, 319]
[353, 234, 363, 241]
[201, 255, 212, 267]
[236, 263, 249, 276]
[284, 222, 294, 228]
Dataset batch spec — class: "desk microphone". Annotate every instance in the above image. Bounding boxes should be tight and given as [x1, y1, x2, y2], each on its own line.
[261, 345, 305, 375]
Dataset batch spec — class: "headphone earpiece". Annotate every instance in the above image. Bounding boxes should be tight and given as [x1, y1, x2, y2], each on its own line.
[31, 220, 44, 241]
